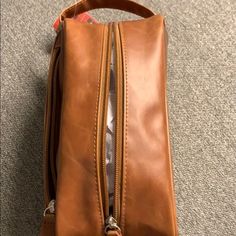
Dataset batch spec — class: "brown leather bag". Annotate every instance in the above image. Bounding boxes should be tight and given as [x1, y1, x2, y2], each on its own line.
[40, 0, 178, 235]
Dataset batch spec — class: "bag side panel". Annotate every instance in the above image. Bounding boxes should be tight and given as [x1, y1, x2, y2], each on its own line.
[119, 16, 178, 236]
[56, 19, 105, 236]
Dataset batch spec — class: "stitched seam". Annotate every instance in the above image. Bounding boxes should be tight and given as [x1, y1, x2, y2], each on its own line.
[43, 222, 54, 225]
[93, 25, 106, 233]
[119, 23, 128, 233]
[163, 25, 178, 235]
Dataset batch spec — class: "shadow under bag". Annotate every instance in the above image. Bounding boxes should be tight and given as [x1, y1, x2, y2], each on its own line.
[40, 0, 178, 235]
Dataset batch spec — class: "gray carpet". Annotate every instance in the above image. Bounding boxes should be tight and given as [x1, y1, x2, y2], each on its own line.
[1, 0, 236, 235]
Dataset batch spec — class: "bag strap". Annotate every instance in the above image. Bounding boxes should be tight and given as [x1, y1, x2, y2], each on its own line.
[60, 0, 155, 21]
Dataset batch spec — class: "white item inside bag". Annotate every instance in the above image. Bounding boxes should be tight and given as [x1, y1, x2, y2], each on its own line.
[106, 44, 115, 207]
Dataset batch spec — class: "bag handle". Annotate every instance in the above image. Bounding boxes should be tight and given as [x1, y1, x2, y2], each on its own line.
[60, 0, 155, 21]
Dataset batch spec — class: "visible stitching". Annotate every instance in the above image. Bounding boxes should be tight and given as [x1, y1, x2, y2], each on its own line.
[119, 23, 128, 233]
[43, 221, 55, 225]
[163, 25, 178, 235]
[93, 25, 106, 233]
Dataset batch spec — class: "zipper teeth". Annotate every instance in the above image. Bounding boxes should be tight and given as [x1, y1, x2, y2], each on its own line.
[101, 23, 113, 218]
[113, 22, 123, 221]
[50, 58, 59, 190]
[44, 47, 60, 205]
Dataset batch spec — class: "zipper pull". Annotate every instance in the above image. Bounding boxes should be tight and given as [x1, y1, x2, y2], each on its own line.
[105, 216, 122, 235]
[43, 200, 55, 216]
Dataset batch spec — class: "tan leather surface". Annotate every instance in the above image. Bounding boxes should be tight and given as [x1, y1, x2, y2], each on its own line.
[107, 231, 122, 236]
[60, 0, 155, 21]
[41, 2, 178, 236]
[55, 20, 106, 235]
[40, 215, 55, 236]
[118, 16, 178, 235]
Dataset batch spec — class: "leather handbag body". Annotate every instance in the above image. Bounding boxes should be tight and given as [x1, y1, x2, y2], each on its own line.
[40, 0, 178, 235]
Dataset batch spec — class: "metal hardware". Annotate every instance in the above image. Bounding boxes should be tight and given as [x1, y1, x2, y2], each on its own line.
[104, 216, 121, 234]
[43, 199, 55, 216]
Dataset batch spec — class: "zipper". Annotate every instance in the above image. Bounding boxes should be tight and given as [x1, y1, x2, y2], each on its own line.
[113, 22, 123, 222]
[97, 22, 123, 234]
[100, 23, 113, 219]
[103, 22, 124, 235]
[44, 38, 61, 206]
[43, 41, 61, 216]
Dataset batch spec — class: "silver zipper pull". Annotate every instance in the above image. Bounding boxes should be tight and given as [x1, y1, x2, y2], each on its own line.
[43, 200, 55, 216]
[104, 216, 121, 234]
